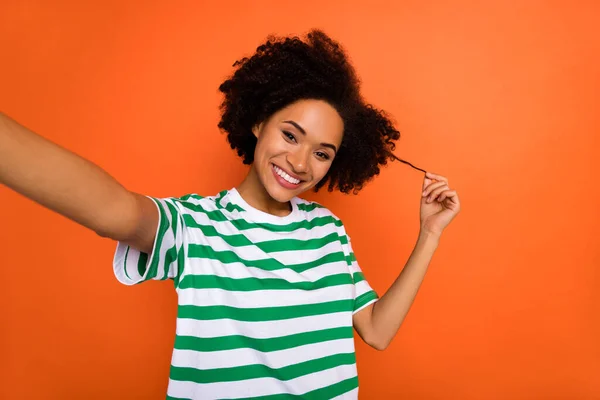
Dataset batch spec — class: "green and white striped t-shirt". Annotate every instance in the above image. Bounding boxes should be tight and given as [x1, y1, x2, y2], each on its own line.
[113, 188, 378, 400]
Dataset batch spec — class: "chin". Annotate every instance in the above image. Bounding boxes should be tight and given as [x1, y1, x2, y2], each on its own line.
[264, 177, 311, 203]
[265, 184, 300, 203]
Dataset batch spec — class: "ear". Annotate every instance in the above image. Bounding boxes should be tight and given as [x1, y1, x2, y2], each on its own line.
[251, 122, 263, 138]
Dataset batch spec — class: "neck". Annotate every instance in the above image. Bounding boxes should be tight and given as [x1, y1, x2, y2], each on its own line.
[237, 165, 292, 216]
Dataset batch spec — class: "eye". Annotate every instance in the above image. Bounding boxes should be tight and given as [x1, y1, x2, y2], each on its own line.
[282, 131, 296, 143]
[315, 151, 330, 160]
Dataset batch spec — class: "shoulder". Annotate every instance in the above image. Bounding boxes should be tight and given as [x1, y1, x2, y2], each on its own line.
[155, 192, 223, 214]
[295, 197, 346, 230]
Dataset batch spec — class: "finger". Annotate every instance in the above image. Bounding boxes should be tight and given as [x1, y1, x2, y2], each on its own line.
[425, 171, 448, 184]
[438, 189, 452, 202]
[423, 181, 448, 198]
[422, 177, 441, 191]
[435, 187, 455, 201]
[425, 184, 448, 202]
[422, 176, 433, 190]
[438, 190, 447, 202]
[426, 185, 450, 202]
[423, 180, 446, 193]
[428, 184, 450, 200]
[439, 190, 458, 204]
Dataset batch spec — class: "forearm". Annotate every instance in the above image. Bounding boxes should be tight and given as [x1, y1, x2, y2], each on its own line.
[0, 112, 137, 238]
[370, 230, 440, 348]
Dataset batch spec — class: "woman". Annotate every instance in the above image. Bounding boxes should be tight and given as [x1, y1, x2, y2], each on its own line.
[0, 30, 460, 399]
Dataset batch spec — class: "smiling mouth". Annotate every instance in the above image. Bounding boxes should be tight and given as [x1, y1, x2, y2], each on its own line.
[272, 164, 302, 185]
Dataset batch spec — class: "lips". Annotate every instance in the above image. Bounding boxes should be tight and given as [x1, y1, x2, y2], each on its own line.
[271, 163, 304, 189]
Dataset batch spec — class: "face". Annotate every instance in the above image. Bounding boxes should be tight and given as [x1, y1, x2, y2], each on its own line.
[251, 99, 344, 203]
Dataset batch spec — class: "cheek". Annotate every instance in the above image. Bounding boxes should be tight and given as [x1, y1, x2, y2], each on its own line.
[311, 160, 334, 181]
[253, 136, 269, 163]
[255, 133, 284, 159]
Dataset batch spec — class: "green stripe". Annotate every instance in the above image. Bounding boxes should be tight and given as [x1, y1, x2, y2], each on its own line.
[187, 244, 347, 273]
[344, 252, 357, 266]
[137, 251, 148, 278]
[169, 352, 356, 384]
[255, 232, 341, 253]
[180, 220, 344, 253]
[296, 202, 324, 212]
[352, 272, 365, 284]
[183, 222, 251, 246]
[174, 326, 353, 353]
[256, 232, 341, 252]
[164, 245, 178, 280]
[354, 290, 378, 312]
[182, 203, 228, 222]
[215, 190, 245, 213]
[151, 198, 184, 281]
[168, 199, 184, 282]
[175, 195, 341, 233]
[174, 244, 186, 287]
[180, 193, 205, 202]
[230, 376, 359, 400]
[145, 198, 169, 280]
[179, 273, 353, 292]
[178, 299, 352, 322]
[166, 200, 179, 239]
[181, 205, 343, 233]
[215, 190, 227, 206]
[226, 203, 245, 213]
[123, 246, 131, 280]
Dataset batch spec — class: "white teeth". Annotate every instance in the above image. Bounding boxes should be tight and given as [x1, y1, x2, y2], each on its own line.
[273, 165, 300, 184]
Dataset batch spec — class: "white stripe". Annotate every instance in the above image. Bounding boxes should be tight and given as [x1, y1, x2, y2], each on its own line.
[186, 230, 345, 266]
[113, 243, 141, 285]
[153, 199, 173, 281]
[332, 387, 359, 399]
[153, 198, 184, 280]
[244, 223, 339, 241]
[113, 197, 183, 284]
[183, 257, 350, 283]
[176, 312, 351, 339]
[354, 280, 375, 298]
[177, 284, 354, 308]
[171, 338, 354, 370]
[183, 206, 341, 242]
[182, 193, 336, 224]
[166, 363, 358, 399]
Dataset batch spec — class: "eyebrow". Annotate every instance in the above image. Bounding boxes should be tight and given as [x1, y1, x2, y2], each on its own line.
[283, 120, 338, 154]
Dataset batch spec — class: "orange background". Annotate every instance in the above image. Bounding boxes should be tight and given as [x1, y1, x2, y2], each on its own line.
[1, 1, 599, 399]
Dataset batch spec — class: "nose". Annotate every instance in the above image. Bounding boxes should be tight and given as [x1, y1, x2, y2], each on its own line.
[286, 147, 310, 175]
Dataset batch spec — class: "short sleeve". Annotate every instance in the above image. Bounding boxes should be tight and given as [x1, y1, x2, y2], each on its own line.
[113, 197, 185, 286]
[346, 237, 379, 314]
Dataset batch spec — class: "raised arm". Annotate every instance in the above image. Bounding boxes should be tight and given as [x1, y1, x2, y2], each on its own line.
[353, 172, 461, 350]
[0, 112, 158, 253]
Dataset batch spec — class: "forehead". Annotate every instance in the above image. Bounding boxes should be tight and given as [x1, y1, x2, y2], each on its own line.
[272, 99, 344, 144]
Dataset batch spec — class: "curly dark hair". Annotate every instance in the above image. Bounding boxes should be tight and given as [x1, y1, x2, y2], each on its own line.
[218, 29, 401, 194]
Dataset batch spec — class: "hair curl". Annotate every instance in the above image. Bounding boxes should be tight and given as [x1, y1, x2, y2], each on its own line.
[218, 29, 400, 194]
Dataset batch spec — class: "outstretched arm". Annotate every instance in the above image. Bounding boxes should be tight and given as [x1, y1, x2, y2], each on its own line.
[0, 113, 158, 253]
